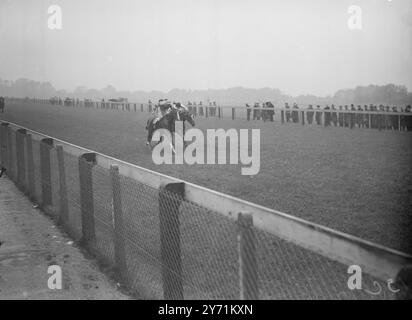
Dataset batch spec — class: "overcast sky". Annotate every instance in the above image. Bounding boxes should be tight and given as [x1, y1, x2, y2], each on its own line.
[0, 0, 411, 96]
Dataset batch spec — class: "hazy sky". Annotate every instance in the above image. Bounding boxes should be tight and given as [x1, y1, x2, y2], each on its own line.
[1, 0, 411, 96]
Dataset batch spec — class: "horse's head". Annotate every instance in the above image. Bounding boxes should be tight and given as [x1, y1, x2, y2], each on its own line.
[178, 109, 195, 126]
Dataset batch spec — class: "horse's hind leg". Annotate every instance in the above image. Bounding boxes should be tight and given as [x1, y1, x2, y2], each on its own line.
[146, 120, 154, 145]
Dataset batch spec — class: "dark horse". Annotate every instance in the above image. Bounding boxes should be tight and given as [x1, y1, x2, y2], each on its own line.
[146, 109, 195, 147]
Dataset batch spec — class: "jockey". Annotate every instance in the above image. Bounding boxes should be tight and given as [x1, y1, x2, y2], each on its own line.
[172, 102, 188, 111]
[172, 102, 188, 120]
[152, 99, 172, 125]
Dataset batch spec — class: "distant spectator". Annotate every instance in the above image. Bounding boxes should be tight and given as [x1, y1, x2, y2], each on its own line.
[266, 101, 275, 122]
[285, 103, 291, 122]
[292, 103, 299, 123]
[405, 105, 412, 131]
[314, 105, 321, 125]
[331, 104, 338, 126]
[323, 105, 331, 126]
[307, 104, 314, 125]
[246, 103, 251, 121]
[253, 102, 261, 120]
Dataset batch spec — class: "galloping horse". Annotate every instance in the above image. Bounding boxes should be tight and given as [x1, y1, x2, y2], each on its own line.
[146, 108, 195, 147]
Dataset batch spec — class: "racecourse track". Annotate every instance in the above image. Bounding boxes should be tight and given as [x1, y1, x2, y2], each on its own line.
[1, 100, 411, 254]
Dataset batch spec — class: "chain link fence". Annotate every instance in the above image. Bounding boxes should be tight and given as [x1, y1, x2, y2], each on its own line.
[0, 120, 411, 300]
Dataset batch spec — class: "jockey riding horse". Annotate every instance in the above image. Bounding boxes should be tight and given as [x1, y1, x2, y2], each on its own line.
[146, 100, 195, 147]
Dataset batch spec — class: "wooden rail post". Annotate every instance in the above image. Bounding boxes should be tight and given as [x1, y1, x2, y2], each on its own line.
[159, 182, 184, 300]
[281, 110, 285, 124]
[56, 145, 69, 226]
[237, 212, 258, 300]
[134, 104, 137, 112]
[0, 123, 3, 168]
[40, 138, 54, 210]
[301, 111, 305, 126]
[218, 107, 222, 119]
[205, 106, 209, 118]
[7, 125, 14, 180]
[110, 164, 128, 281]
[25, 134, 36, 200]
[16, 129, 27, 191]
[0, 122, 10, 170]
[79, 152, 97, 250]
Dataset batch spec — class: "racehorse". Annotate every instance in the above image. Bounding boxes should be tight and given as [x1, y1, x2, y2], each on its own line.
[146, 108, 195, 148]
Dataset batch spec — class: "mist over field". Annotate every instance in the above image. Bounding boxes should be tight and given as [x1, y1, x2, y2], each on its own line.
[1, 77, 412, 106]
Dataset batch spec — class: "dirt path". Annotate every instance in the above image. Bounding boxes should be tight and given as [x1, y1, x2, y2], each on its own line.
[0, 177, 131, 300]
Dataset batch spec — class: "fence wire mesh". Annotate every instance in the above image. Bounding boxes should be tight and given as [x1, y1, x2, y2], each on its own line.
[31, 138, 42, 204]
[117, 173, 164, 299]
[92, 165, 116, 266]
[9, 130, 17, 180]
[63, 150, 82, 240]
[0, 123, 407, 300]
[252, 226, 394, 300]
[49, 148, 60, 219]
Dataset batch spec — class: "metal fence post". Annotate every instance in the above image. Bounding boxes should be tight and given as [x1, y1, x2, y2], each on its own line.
[205, 106, 209, 118]
[237, 212, 258, 300]
[281, 110, 285, 124]
[79, 152, 97, 250]
[16, 129, 27, 191]
[25, 134, 36, 200]
[110, 164, 128, 281]
[301, 111, 305, 125]
[56, 145, 69, 226]
[159, 182, 184, 300]
[40, 138, 54, 209]
[232, 108, 235, 120]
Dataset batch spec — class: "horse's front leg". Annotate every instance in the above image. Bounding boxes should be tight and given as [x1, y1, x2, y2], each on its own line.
[182, 121, 187, 148]
[170, 130, 176, 154]
[146, 130, 151, 145]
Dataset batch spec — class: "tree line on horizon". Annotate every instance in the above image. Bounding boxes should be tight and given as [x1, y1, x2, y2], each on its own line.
[1, 77, 411, 107]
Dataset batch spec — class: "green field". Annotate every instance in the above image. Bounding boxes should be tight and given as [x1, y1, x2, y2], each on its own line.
[2, 100, 411, 255]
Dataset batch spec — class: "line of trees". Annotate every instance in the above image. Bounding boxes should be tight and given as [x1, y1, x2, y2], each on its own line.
[1, 77, 411, 106]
